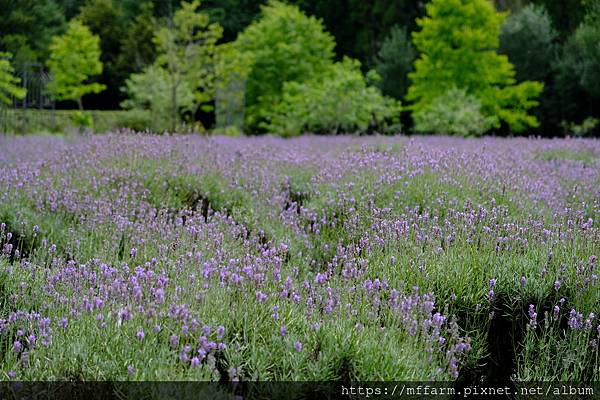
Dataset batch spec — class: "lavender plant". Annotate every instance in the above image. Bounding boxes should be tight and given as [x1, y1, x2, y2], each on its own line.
[0, 133, 598, 384]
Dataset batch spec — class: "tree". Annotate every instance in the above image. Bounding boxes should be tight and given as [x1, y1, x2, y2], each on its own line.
[532, 0, 586, 36]
[0, 53, 27, 106]
[153, 0, 223, 131]
[0, 0, 66, 67]
[78, 0, 128, 109]
[117, 2, 159, 73]
[201, 0, 264, 42]
[121, 65, 194, 131]
[499, 4, 558, 83]
[375, 25, 416, 100]
[406, 0, 543, 133]
[265, 58, 401, 136]
[47, 20, 106, 110]
[499, 4, 559, 134]
[554, 4, 600, 127]
[214, 43, 255, 133]
[234, 1, 335, 128]
[293, 0, 424, 67]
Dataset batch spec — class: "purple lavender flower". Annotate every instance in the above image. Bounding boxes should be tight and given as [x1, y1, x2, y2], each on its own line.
[255, 291, 268, 303]
[136, 330, 145, 341]
[568, 309, 583, 330]
[520, 276, 527, 287]
[13, 341, 22, 354]
[280, 325, 287, 337]
[190, 357, 200, 367]
[528, 305, 537, 327]
[585, 313, 595, 329]
[216, 326, 225, 340]
[294, 341, 303, 352]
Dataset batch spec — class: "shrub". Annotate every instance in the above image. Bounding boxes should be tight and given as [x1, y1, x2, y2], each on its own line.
[71, 111, 93, 129]
[413, 88, 495, 137]
[561, 117, 599, 137]
[233, 1, 336, 129]
[264, 58, 401, 137]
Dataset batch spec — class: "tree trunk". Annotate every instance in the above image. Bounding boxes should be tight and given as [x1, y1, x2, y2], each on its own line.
[77, 97, 83, 111]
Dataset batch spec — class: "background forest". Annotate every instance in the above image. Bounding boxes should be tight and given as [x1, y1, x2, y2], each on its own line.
[1, 0, 599, 137]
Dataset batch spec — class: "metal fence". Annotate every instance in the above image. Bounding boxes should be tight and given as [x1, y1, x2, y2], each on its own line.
[1, 62, 56, 134]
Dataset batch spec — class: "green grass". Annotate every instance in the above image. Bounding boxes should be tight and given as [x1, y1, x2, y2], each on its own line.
[535, 148, 597, 164]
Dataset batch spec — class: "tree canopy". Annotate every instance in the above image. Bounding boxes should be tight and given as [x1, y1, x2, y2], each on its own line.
[0, 53, 27, 106]
[234, 1, 336, 128]
[46, 20, 106, 110]
[407, 0, 543, 133]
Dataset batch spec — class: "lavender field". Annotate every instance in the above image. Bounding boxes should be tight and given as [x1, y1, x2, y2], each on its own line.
[0, 134, 598, 385]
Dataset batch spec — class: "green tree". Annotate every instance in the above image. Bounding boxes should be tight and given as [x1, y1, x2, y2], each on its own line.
[532, 0, 586, 36]
[407, 0, 543, 133]
[499, 4, 560, 133]
[294, 0, 424, 67]
[202, 0, 264, 42]
[117, 2, 159, 73]
[265, 58, 401, 137]
[153, 0, 223, 131]
[234, 1, 335, 128]
[78, 0, 128, 108]
[0, 53, 27, 106]
[121, 65, 194, 131]
[214, 43, 255, 133]
[47, 20, 106, 110]
[0, 0, 66, 67]
[375, 25, 416, 100]
[499, 4, 558, 82]
[554, 3, 600, 127]
[561, 19, 600, 99]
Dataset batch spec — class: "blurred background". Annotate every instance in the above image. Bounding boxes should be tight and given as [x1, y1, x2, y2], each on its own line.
[0, 0, 599, 137]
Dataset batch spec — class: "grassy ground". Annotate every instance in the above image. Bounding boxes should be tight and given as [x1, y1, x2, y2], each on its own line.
[0, 134, 598, 392]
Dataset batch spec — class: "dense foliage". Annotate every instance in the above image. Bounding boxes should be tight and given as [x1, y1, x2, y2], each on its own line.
[499, 4, 558, 83]
[374, 26, 416, 100]
[265, 59, 401, 136]
[233, 1, 335, 129]
[0, 0, 66, 67]
[46, 20, 105, 110]
[0, 53, 26, 106]
[413, 88, 494, 137]
[1, 0, 600, 136]
[407, 0, 543, 134]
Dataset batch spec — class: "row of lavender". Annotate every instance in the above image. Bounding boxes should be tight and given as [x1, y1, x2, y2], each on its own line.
[0, 133, 598, 382]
